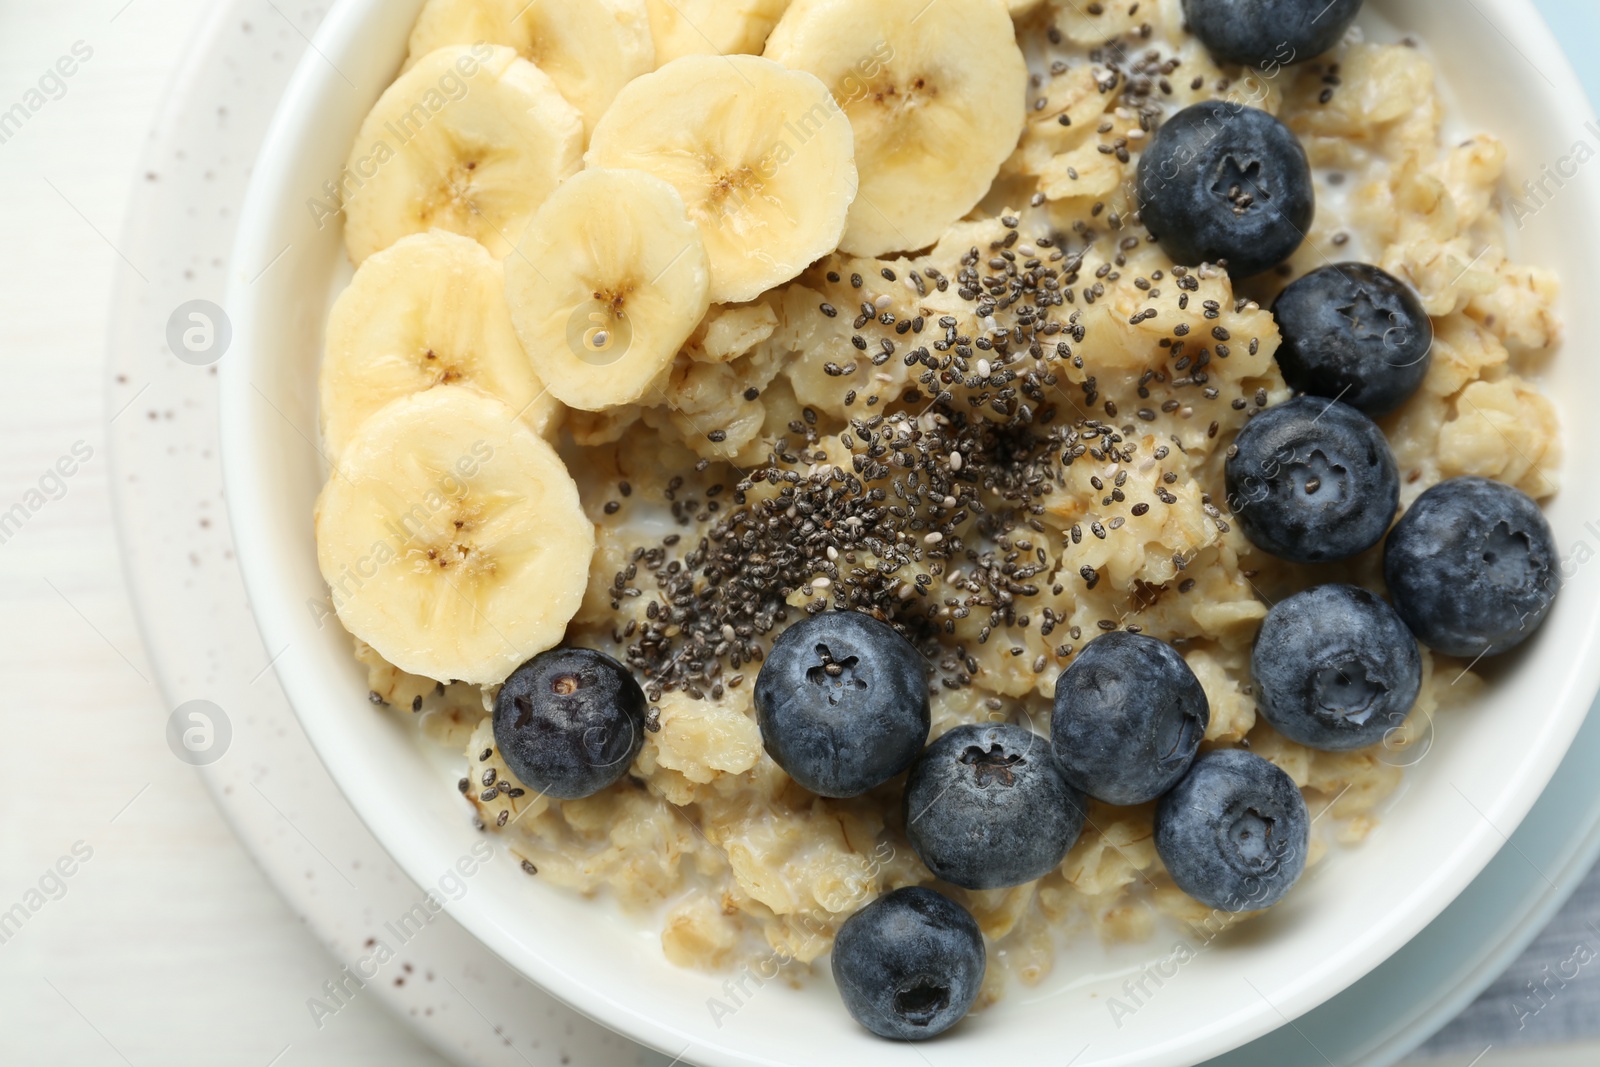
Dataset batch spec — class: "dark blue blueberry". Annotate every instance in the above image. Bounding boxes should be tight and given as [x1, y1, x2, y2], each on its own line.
[1136, 102, 1314, 278]
[1181, 0, 1364, 69]
[1051, 632, 1210, 806]
[1384, 477, 1560, 659]
[1273, 263, 1433, 417]
[493, 647, 646, 801]
[754, 611, 929, 798]
[1253, 584, 1422, 751]
[904, 723, 1086, 890]
[1225, 395, 1399, 564]
[831, 886, 985, 1041]
[1155, 749, 1310, 912]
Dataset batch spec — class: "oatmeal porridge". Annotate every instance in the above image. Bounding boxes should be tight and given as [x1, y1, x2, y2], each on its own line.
[311, 0, 1564, 1034]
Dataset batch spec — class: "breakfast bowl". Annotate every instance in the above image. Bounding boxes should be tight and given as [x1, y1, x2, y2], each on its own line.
[221, 0, 1600, 1063]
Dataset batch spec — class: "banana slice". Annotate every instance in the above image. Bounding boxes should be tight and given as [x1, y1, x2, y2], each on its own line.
[765, 0, 1028, 257]
[343, 45, 583, 263]
[586, 54, 857, 304]
[315, 386, 595, 686]
[405, 0, 655, 141]
[504, 168, 711, 411]
[321, 230, 560, 460]
[643, 0, 790, 63]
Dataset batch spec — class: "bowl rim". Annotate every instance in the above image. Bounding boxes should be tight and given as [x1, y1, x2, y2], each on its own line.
[220, 1, 1600, 1064]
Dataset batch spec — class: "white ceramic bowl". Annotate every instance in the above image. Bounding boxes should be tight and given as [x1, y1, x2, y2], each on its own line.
[222, 2, 1600, 1064]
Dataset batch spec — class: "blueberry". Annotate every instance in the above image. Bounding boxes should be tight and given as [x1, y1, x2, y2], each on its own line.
[1273, 263, 1433, 417]
[1155, 749, 1310, 912]
[1181, 0, 1364, 69]
[492, 648, 646, 801]
[1136, 102, 1314, 278]
[904, 723, 1086, 890]
[1225, 396, 1399, 563]
[1051, 632, 1210, 806]
[754, 611, 930, 798]
[1252, 584, 1422, 751]
[831, 886, 985, 1041]
[1384, 477, 1560, 659]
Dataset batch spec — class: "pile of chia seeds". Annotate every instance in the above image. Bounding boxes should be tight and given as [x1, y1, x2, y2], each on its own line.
[604, 146, 1265, 701]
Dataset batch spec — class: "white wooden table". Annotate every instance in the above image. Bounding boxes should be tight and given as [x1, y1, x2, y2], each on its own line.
[0, 2, 1595, 1065]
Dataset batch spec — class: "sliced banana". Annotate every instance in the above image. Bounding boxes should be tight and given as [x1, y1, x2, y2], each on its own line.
[643, 0, 790, 64]
[315, 386, 595, 686]
[343, 45, 583, 263]
[765, 0, 1028, 256]
[504, 168, 711, 411]
[586, 54, 857, 304]
[321, 230, 560, 460]
[405, 0, 655, 141]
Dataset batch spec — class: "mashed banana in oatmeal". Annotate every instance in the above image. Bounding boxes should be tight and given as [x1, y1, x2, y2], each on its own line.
[316, 0, 1562, 1016]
